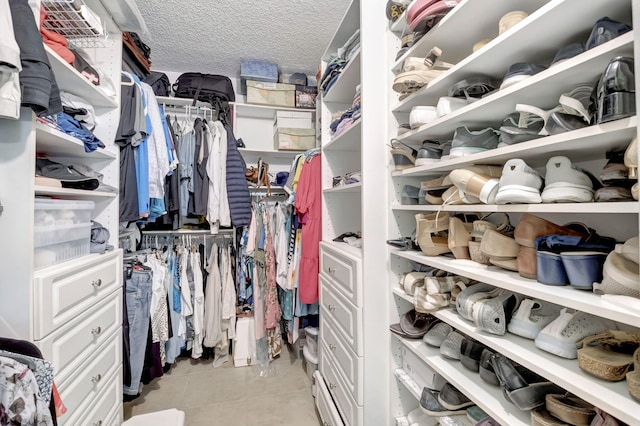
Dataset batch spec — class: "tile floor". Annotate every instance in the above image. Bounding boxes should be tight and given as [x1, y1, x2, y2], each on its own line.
[123, 348, 322, 425]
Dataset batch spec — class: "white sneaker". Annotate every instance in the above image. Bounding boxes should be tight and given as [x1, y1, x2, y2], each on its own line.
[535, 309, 615, 359]
[507, 298, 562, 339]
[410, 106, 438, 129]
[541, 156, 595, 203]
[593, 251, 640, 298]
[495, 159, 543, 204]
[436, 96, 468, 117]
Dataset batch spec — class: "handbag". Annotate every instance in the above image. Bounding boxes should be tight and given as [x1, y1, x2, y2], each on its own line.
[173, 72, 236, 106]
[246, 158, 271, 195]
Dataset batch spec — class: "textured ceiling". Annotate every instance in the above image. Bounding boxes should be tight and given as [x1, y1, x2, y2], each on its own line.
[133, 0, 351, 79]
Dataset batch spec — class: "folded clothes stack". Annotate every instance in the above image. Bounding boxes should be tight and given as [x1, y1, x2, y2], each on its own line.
[320, 29, 360, 95]
[35, 157, 117, 193]
[330, 85, 361, 139]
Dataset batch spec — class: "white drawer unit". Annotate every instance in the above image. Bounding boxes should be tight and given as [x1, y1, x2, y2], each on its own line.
[320, 243, 362, 306]
[37, 290, 122, 384]
[320, 341, 363, 426]
[75, 368, 123, 426]
[320, 314, 363, 405]
[57, 331, 121, 425]
[314, 370, 346, 426]
[33, 251, 121, 340]
[320, 275, 363, 356]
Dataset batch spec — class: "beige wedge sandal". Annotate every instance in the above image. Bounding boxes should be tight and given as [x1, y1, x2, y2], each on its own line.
[577, 330, 640, 381]
[415, 212, 450, 256]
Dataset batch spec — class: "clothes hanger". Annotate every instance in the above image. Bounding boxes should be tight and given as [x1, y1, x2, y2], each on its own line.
[121, 72, 135, 86]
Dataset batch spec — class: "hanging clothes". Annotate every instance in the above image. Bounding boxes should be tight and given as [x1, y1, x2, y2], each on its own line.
[295, 153, 322, 304]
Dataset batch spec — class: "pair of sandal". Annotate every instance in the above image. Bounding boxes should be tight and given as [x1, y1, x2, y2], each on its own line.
[499, 85, 593, 147]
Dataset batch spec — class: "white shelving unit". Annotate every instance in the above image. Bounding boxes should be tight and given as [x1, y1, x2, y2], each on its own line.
[0, 1, 146, 424]
[386, 0, 640, 424]
[317, 1, 390, 425]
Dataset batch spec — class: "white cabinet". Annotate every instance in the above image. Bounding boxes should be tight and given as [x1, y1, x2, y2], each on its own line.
[385, 1, 640, 425]
[318, 242, 364, 425]
[0, 0, 140, 423]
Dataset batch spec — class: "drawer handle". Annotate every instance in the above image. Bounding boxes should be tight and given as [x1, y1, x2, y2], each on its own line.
[94, 421, 103, 426]
[91, 374, 102, 384]
[329, 343, 336, 351]
[329, 382, 336, 390]
[328, 304, 336, 312]
[91, 279, 102, 288]
[327, 266, 335, 274]
[91, 326, 102, 336]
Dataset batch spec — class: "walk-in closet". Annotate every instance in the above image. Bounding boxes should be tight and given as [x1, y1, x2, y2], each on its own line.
[0, 1, 639, 425]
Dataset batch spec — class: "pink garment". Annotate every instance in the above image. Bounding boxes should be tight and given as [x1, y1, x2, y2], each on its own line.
[295, 154, 322, 304]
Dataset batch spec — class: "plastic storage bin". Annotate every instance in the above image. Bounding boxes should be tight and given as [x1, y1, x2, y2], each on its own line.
[295, 85, 318, 109]
[246, 81, 295, 107]
[241, 60, 278, 95]
[274, 127, 316, 151]
[34, 199, 95, 269]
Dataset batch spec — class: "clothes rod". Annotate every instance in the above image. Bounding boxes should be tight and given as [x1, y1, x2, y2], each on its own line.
[142, 229, 234, 235]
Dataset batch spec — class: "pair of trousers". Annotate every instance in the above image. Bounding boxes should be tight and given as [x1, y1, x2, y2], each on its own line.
[123, 269, 152, 396]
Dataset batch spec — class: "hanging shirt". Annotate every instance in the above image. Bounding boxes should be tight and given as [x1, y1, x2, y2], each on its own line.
[203, 244, 223, 348]
[140, 83, 171, 199]
[206, 121, 230, 231]
[191, 249, 205, 358]
[145, 255, 169, 365]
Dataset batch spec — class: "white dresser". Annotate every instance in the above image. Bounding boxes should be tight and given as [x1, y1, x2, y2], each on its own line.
[318, 242, 363, 426]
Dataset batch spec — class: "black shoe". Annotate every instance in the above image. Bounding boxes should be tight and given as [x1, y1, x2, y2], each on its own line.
[592, 56, 636, 124]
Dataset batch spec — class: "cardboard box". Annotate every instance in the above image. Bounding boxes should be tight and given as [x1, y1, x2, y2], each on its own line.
[240, 60, 278, 95]
[274, 127, 316, 151]
[402, 346, 447, 391]
[275, 111, 313, 129]
[296, 85, 318, 109]
[247, 80, 295, 107]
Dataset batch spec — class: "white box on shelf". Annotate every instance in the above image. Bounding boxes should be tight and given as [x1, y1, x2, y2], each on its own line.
[402, 345, 446, 391]
[275, 111, 313, 129]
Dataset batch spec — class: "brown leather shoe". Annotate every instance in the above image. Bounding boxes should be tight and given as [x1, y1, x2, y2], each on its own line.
[517, 246, 537, 279]
[514, 213, 586, 248]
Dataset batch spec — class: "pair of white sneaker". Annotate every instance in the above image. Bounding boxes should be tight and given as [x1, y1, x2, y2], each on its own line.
[495, 155, 596, 204]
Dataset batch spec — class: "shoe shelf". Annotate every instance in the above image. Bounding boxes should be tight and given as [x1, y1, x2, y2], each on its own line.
[390, 249, 640, 326]
[45, 45, 118, 108]
[34, 186, 117, 199]
[323, 119, 362, 152]
[35, 121, 117, 160]
[392, 0, 632, 114]
[390, 0, 549, 75]
[393, 368, 474, 426]
[323, 51, 362, 105]
[421, 307, 639, 425]
[395, 335, 531, 426]
[394, 32, 634, 140]
[390, 202, 640, 214]
[392, 116, 637, 177]
[323, 182, 362, 193]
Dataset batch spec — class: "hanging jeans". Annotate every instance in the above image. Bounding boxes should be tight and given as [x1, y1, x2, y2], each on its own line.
[123, 269, 152, 396]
